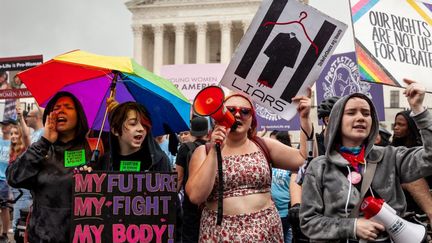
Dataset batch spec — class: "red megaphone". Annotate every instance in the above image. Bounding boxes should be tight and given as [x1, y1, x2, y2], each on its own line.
[193, 86, 236, 129]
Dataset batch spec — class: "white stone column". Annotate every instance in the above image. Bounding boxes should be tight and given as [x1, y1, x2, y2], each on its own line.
[153, 24, 164, 74]
[174, 23, 185, 65]
[196, 22, 207, 64]
[220, 21, 232, 64]
[241, 20, 250, 34]
[132, 25, 144, 65]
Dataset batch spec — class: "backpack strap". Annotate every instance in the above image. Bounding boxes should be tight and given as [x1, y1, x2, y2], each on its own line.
[184, 142, 197, 154]
[205, 142, 212, 154]
[349, 162, 377, 218]
[251, 136, 273, 176]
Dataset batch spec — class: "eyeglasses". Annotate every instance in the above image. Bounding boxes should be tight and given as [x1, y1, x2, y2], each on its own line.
[226, 106, 252, 120]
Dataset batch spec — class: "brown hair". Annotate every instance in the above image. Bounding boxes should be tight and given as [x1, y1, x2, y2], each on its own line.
[9, 124, 26, 163]
[108, 102, 152, 137]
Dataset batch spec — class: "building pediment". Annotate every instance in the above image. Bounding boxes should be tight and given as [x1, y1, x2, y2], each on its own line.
[127, 0, 248, 6]
[126, 0, 261, 9]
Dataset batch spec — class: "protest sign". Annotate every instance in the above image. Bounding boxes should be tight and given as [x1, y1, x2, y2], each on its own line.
[0, 55, 42, 120]
[0, 89, 33, 99]
[0, 55, 43, 99]
[0, 55, 42, 98]
[255, 103, 300, 131]
[161, 64, 227, 102]
[350, 0, 432, 90]
[72, 172, 177, 243]
[315, 51, 385, 124]
[221, 0, 347, 121]
[0, 55, 43, 72]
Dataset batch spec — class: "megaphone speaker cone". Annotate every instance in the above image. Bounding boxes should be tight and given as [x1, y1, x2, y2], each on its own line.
[193, 86, 225, 116]
[192, 86, 236, 129]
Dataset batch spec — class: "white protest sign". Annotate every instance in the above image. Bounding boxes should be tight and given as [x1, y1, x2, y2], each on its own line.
[351, 0, 432, 90]
[221, 0, 347, 121]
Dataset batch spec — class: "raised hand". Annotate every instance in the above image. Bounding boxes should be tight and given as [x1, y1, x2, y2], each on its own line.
[403, 79, 425, 114]
[43, 111, 58, 143]
[16, 105, 24, 121]
[292, 87, 312, 119]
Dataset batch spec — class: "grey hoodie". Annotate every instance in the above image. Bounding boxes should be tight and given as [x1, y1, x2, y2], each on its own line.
[300, 93, 432, 241]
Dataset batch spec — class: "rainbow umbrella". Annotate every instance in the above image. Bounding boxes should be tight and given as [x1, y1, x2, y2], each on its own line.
[18, 50, 190, 136]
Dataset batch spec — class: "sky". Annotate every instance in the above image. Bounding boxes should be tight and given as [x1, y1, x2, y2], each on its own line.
[0, 0, 354, 61]
[0, 0, 133, 60]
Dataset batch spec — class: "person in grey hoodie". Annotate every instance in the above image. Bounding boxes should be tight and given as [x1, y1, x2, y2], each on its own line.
[300, 79, 432, 242]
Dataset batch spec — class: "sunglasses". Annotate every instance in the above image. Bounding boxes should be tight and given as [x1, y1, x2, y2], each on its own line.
[226, 106, 252, 119]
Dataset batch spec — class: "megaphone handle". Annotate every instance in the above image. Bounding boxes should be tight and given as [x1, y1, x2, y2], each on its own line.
[215, 143, 224, 225]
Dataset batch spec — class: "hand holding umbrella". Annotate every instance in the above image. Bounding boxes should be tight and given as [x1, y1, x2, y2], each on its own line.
[106, 97, 119, 113]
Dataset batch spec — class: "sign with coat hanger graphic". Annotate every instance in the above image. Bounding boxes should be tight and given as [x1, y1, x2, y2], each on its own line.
[221, 0, 347, 121]
[350, 0, 432, 91]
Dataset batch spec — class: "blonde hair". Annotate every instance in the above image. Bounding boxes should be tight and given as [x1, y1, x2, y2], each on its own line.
[9, 124, 26, 163]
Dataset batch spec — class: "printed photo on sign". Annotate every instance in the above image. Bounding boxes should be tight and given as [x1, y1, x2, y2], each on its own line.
[350, 0, 432, 91]
[316, 51, 385, 124]
[72, 172, 177, 243]
[0, 55, 43, 121]
[221, 0, 347, 121]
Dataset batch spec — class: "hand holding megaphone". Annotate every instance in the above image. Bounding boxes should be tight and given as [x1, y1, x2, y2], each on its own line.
[360, 196, 427, 243]
[193, 86, 237, 131]
[356, 217, 385, 241]
[209, 125, 230, 149]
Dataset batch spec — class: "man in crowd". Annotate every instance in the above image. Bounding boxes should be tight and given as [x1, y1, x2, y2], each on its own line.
[176, 116, 209, 242]
[25, 108, 44, 144]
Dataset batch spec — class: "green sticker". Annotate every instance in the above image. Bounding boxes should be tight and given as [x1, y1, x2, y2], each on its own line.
[64, 149, 86, 167]
[120, 161, 141, 172]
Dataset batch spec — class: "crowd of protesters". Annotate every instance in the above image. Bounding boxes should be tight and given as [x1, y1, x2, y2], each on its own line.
[0, 73, 428, 243]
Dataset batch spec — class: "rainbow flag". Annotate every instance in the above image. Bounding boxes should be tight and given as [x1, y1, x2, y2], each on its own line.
[351, 0, 400, 86]
[355, 40, 400, 86]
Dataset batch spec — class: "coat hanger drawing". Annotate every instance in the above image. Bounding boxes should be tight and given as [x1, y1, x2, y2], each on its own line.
[264, 11, 319, 55]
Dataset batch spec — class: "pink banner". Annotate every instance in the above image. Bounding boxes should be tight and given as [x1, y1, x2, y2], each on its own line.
[0, 89, 33, 99]
[160, 64, 227, 102]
